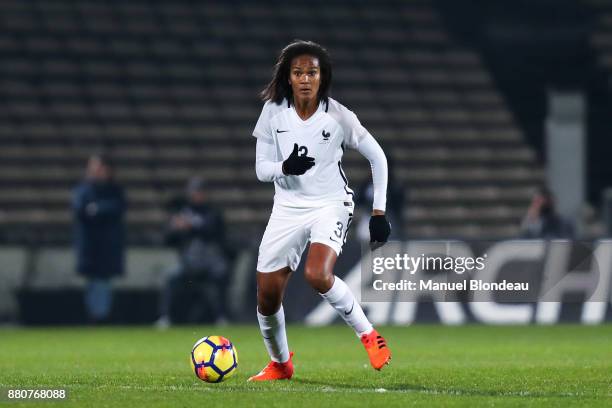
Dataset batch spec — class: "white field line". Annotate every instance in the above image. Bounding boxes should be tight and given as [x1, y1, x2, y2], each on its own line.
[68, 384, 596, 398]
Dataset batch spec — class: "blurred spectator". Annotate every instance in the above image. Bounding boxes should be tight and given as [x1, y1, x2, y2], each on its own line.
[155, 177, 231, 328]
[72, 154, 126, 323]
[355, 159, 405, 241]
[520, 186, 574, 238]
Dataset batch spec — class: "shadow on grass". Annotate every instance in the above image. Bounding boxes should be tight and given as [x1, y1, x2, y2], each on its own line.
[292, 378, 590, 399]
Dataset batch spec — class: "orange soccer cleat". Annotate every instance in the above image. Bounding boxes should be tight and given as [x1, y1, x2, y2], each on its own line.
[360, 329, 391, 370]
[248, 352, 294, 382]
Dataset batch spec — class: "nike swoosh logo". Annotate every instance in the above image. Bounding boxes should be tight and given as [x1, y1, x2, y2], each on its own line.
[344, 301, 354, 316]
[276, 129, 289, 133]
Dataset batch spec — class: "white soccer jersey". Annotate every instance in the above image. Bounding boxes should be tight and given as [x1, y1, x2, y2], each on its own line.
[252, 97, 371, 208]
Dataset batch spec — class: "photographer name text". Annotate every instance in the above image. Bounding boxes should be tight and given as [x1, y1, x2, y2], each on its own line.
[372, 279, 529, 292]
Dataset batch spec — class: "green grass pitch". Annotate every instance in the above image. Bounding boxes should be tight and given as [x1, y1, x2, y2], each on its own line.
[0, 325, 610, 407]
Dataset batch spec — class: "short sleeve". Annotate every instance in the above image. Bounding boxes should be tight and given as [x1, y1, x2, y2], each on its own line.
[341, 106, 371, 150]
[252, 101, 274, 143]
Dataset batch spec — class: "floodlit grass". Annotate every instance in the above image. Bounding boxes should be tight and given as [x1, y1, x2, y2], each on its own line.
[0, 325, 610, 407]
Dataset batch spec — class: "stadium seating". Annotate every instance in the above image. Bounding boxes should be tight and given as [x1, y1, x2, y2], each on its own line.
[588, 0, 612, 217]
[0, 0, 543, 244]
[592, 5, 612, 70]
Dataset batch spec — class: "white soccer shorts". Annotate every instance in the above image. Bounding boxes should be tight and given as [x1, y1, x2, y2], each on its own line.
[257, 202, 354, 273]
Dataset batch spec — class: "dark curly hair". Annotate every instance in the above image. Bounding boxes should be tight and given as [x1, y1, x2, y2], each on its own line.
[260, 40, 332, 105]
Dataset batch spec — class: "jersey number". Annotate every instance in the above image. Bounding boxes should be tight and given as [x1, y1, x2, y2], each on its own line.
[298, 145, 309, 157]
[329, 221, 343, 243]
[333, 221, 343, 239]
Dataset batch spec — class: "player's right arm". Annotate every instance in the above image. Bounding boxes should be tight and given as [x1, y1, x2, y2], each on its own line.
[253, 100, 314, 182]
[255, 138, 285, 182]
[255, 140, 315, 181]
[253, 101, 284, 182]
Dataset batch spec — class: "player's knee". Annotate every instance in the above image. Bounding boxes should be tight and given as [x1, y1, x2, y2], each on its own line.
[304, 265, 333, 292]
[256, 287, 282, 315]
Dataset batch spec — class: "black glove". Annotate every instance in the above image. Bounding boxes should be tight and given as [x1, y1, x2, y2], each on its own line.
[369, 215, 391, 249]
[282, 143, 315, 175]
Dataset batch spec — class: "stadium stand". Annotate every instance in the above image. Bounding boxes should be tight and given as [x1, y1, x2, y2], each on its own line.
[0, 246, 27, 320]
[117, 248, 176, 289]
[25, 247, 176, 290]
[29, 247, 81, 289]
[591, 2, 612, 70]
[6, 247, 177, 323]
[588, 0, 612, 211]
[0, 0, 543, 245]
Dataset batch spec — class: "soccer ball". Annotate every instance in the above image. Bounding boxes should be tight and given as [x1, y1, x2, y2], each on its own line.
[190, 336, 238, 383]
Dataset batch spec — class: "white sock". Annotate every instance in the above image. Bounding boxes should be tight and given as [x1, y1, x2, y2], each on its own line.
[320, 276, 373, 337]
[257, 305, 290, 363]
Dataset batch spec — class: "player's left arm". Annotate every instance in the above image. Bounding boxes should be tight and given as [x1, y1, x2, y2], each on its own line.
[338, 101, 391, 245]
[356, 134, 392, 245]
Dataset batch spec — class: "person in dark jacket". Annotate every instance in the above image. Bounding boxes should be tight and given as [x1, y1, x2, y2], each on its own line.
[72, 154, 126, 323]
[520, 186, 574, 238]
[155, 177, 231, 328]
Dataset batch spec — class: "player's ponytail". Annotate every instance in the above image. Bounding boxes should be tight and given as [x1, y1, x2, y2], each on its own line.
[260, 40, 332, 105]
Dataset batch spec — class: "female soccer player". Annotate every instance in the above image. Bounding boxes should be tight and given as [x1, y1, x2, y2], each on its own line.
[250, 40, 392, 381]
